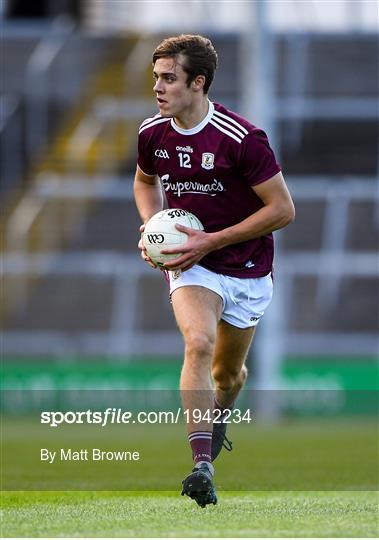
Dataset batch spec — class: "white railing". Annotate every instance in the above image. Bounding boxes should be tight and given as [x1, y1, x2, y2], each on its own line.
[25, 15, 75, 163]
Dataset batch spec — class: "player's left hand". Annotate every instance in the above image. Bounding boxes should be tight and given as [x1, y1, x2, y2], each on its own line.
[161, 224, 216, 272]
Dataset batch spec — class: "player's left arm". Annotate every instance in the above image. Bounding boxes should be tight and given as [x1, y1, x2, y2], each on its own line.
[163, 172, 295, 271]
[210, 171, 295, 247]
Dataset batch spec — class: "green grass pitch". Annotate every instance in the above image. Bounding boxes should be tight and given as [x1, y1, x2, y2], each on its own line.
[1, 419, 378, 536]
[1, 490, 378, 537]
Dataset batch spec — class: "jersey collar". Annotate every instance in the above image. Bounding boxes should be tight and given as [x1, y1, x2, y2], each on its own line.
[170, 100, 214, 135]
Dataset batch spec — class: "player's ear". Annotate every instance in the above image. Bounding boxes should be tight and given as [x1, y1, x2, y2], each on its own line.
[192, 75, 206, 92]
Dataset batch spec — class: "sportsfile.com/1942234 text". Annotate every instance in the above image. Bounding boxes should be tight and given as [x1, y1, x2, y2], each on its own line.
[40, 408, 253, 427]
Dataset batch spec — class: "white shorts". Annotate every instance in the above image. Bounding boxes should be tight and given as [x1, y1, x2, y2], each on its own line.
[168, 264, 273, 329]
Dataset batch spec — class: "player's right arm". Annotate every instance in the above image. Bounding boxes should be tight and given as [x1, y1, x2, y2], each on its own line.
[134, 165, 163, 224]
[133, 165, 163, 268]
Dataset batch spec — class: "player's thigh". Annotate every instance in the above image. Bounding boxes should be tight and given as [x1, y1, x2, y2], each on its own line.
[171, 285, 223, 344]
[212, 319, 255, 375]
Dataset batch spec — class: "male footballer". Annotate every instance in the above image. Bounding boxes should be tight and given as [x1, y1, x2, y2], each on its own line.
[134, 34, 295, 507]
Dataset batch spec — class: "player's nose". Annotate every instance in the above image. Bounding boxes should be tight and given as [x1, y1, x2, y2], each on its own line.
[153, 79, 164, 93]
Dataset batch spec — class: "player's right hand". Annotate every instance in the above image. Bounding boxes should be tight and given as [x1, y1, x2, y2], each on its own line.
[138, 224, 157, 268]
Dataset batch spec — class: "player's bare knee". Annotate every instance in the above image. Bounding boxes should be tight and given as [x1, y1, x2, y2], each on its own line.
[212, 366, 237, 392]
[212, 364, 248, 391]
[185, 333, 215, 360]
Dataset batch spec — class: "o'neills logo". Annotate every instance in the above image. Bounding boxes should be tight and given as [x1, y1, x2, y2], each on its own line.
[161, 174, 225, 197]
[176, 145, 193, 153]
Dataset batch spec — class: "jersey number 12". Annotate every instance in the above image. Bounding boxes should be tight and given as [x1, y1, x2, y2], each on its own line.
[178, 153, 191, 168]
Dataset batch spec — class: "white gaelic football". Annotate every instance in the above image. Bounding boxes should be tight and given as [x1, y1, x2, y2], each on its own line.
[142, 209, 204, 266]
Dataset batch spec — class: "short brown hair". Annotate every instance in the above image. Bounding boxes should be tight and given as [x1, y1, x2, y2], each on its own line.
[152, 34, 218, 94]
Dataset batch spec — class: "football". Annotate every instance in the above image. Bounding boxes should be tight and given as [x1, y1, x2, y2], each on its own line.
[142, 209, 204, 266]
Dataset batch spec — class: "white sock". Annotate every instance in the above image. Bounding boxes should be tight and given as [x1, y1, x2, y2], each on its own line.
[195, 461, 214, 476]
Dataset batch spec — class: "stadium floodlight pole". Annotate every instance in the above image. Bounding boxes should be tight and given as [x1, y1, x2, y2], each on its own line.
[241, 0, 283, 421]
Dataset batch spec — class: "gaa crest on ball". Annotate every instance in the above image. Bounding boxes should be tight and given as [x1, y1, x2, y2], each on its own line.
[142, 209, 204, 266]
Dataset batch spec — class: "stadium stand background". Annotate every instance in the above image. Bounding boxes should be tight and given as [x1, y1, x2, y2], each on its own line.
[1, 0, 378, 415]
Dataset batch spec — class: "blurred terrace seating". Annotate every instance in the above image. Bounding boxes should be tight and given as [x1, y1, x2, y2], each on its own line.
[1, 29, 378, 358]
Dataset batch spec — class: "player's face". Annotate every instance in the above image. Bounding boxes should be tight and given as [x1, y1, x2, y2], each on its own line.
[153, 56, 194, 118]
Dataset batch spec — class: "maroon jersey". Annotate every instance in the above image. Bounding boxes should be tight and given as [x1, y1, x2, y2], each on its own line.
[137, 101, 281, 278]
